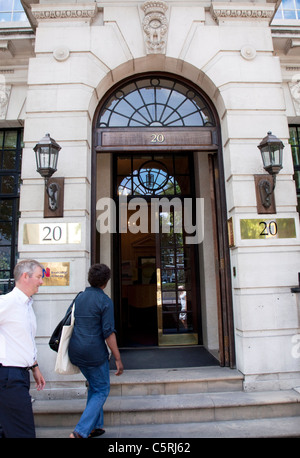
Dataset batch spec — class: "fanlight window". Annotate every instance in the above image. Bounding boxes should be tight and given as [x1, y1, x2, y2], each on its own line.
[98, 77, 215, 128]
[118, 160, 179, 196]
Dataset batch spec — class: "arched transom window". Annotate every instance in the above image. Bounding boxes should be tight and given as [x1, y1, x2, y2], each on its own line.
[97, 77, 215, 128]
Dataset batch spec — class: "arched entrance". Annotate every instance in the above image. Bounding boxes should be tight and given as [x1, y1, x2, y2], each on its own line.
[92, 73, 235, 367]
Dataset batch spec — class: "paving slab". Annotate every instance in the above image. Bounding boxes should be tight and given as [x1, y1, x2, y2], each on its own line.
[36, 416, 300, 439]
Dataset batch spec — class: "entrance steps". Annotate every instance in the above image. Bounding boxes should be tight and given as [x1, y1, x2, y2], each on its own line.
[33, 367, 300, 438]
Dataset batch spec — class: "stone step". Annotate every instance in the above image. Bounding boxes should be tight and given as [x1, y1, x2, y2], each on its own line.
[33, 367, 244, 400]
[33, 389, 300, 428]
[36, 416, 300, 438]
[109, 367, 244, 397]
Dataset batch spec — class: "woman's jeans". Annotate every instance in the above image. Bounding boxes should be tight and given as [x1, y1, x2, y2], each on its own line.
[75, 360, 110, 438]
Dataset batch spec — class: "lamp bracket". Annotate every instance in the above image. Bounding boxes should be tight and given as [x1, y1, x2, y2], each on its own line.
[47, 181, 60, 211]
[44, 177, 64, 218]
[259, 175, 276, 209]
[254, 174, 276, 214]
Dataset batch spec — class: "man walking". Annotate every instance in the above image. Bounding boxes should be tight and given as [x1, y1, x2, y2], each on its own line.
[0, 259, 46, 438]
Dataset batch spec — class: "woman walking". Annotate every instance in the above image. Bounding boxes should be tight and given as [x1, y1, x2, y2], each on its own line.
[68, 264, 124, 438]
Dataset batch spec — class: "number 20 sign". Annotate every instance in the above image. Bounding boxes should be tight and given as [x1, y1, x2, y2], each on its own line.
[23, 223, 81, 245]
[240, 218, 296, 240]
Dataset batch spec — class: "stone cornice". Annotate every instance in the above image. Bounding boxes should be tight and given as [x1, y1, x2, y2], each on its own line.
[31, 3, 97, 24]
[211, 2, 275, 24]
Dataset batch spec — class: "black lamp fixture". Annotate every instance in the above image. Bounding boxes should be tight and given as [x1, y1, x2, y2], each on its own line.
[34, 133, 63, 215]
[257, 131, 284, 209]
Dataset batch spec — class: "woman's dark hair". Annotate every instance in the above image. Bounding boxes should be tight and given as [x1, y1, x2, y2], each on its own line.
[88, 264, 111, 288]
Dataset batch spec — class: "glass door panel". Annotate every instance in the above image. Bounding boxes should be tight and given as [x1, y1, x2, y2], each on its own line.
[156, 206, 198, 346]
[116, 152, 200, 347]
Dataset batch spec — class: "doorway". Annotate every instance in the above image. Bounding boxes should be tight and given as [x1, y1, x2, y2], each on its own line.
[115, 152, 200, 347]
[92, 73, 235, 366]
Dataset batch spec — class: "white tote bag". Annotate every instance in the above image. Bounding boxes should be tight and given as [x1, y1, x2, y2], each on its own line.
[55, 304, 80, 375]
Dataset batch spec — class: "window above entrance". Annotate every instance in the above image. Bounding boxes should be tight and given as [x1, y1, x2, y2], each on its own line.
[97, 77, 215, 128]
[116, 154, 190, 197]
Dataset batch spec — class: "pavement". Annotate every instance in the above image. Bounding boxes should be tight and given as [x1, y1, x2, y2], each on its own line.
[36, 416, 300, 439]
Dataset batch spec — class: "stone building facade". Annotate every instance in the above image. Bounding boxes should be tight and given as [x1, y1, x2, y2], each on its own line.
[1, 0, 300, 394]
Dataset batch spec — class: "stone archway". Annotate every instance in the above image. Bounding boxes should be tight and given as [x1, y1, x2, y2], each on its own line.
[91, 70, 235, 367]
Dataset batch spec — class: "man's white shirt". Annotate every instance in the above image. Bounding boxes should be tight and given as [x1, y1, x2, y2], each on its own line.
[0, 287, 37, 367]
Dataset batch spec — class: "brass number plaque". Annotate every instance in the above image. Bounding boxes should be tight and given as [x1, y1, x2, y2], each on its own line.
[150, 133, 165, 143]
[240, 218, 296, 240]
[23, 223, 81, 245]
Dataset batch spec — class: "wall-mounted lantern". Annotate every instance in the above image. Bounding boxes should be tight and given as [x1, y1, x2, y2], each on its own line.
[34, 133, 64, 217]
[255, 131, 284, 214]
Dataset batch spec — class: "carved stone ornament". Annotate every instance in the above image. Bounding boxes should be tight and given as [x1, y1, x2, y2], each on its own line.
[240, 45, 256, 61]
[141, 1, 168, 54]
[289, 75, 300, 116]
[53, 47, 70, 62]
[210, 3, 274, 23]
[0, 84, 11, 120]
[31, 3, 97, 23]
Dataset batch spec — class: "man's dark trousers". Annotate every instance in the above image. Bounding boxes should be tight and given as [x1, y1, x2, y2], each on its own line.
[0, 365, 36, 438]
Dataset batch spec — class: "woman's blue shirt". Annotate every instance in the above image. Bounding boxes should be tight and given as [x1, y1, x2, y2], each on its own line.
[68, 287, 116, 367]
